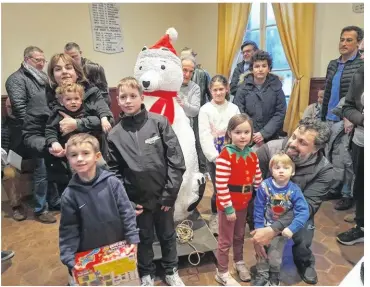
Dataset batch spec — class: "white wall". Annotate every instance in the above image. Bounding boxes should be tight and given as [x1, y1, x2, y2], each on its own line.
[313, 3, 364, 77]
[1, 3, 364, 94]
[1, 3, 195, 94]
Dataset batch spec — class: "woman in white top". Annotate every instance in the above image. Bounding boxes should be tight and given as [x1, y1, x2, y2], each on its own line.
[198, 74, 240, 235]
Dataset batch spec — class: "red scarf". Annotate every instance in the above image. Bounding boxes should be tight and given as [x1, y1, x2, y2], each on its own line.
[143, 90, 177, 124]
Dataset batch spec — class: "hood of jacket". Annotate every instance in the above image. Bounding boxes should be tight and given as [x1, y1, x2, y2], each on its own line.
[68, 168, 114, 192]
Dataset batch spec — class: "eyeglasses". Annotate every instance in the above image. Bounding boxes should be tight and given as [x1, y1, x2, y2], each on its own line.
[28, 57, 47, 64]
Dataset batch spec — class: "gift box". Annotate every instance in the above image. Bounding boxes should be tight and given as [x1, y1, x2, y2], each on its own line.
[73, 241, 140, 286]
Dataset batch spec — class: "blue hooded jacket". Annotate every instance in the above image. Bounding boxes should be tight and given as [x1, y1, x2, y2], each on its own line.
[59, 168, 139, 269]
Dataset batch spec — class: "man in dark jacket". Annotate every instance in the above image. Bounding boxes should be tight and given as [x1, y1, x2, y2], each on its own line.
[250, 118, 333, 285]
[337, 39, 364, 246]
[108, 77, 186, 286]
[321, 26, 363, 122]
[230, 40, 259, 96]
[5, 46, 59, 224]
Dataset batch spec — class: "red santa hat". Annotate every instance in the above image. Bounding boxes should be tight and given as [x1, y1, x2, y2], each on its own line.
[150, 28, 178, 55]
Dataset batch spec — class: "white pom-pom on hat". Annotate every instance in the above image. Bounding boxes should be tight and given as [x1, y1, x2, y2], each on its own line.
[166, 27, 178, 42]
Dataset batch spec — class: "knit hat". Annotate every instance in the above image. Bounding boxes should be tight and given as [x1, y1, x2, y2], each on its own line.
[150, 28, 178, 55]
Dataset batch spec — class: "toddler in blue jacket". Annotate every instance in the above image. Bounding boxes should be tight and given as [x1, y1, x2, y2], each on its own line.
[253, 152, 309, 286]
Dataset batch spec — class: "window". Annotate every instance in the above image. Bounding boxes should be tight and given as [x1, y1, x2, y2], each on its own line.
[230, 3, 293, 103]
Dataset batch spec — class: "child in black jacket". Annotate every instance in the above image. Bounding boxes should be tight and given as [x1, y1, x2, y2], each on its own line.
[107, 77, 186, 286]
[45, 83, 113, 153]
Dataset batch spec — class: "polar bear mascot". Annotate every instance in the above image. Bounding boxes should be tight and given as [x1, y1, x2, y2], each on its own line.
[134, 28, 205, 222]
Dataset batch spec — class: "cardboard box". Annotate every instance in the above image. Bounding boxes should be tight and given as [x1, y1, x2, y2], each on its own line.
[73, 241, 140, 286]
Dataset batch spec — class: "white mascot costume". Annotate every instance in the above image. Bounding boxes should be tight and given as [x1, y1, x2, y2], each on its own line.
[134, 28, 205, 222]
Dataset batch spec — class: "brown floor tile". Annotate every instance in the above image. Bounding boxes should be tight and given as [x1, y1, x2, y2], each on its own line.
[311, 240, 329, 256]
[325, 250, 353, 267]
[1, 181, 363, 286]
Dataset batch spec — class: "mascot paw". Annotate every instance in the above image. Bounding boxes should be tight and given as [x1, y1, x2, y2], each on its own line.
[187, 174, 206, 212]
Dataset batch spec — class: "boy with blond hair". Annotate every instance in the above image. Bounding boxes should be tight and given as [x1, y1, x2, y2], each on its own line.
[253, 152, 309, 286]
[45, 82, 113, 154]
[59, 133, 139, 284]
[107, 77, 186, 286]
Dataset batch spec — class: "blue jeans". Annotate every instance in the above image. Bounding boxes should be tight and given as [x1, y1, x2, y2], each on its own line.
[33, 158, 60, 214]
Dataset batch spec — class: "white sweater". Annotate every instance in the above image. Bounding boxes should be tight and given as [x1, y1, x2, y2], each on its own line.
[198, 100, 240, 162]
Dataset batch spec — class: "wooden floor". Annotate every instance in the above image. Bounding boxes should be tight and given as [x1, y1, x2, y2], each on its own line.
[1, 181, 364, 286]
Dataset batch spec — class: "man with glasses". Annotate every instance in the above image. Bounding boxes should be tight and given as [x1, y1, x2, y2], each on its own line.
[230, 40, 259, 97]
[321, 26, 364, 210]
[5, 46, 59, 224]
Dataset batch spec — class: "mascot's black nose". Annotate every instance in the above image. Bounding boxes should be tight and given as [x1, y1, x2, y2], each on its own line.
[142, 81, 150, 88]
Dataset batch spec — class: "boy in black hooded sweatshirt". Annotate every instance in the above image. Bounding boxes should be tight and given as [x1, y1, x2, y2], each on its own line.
[59, 133, 139, 284]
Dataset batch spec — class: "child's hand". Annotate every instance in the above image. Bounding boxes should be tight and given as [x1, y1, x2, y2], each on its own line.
[74, 263, 84, 271]
[161, 206, 171, 212]
[226, 212, 236, 222]
[125, 244, 137, 255]
[101, 117, 112, 133]
[282, 228, 293, 239]
[135, 204, 144, 216]
[51, 142, 63, 153]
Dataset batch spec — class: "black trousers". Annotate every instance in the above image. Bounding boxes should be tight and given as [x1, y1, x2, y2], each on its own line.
[352, 143, 364, 228]
[137, 204, 178, 277]
[208, 162, 217, 214]
[292, 218, 316, 266]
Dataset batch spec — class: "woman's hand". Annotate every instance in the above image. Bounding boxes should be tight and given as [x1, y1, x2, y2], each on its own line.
[59, 111, 78, 135]
[253, 132, 264, 144]
[51, 142, 63, 153]
[49, 147, 66, 158]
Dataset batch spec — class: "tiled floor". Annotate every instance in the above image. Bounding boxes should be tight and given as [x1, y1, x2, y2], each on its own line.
[1, 182, 364, 286]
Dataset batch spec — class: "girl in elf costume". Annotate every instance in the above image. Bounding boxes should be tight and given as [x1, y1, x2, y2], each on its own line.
[214, 113, 262, 286]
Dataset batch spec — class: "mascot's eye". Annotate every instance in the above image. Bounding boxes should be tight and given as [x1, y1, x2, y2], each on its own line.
[139, 66, 142, 70]
[161, 65, 166, 70]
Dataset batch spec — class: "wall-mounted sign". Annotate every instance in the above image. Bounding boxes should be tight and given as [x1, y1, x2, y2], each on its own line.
[89, 3, 124, 54]
[352, 3, 364, 13]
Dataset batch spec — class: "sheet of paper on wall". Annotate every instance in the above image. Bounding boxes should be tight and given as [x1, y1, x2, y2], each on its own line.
[89, 3, 124, 54]
[7, 150, 22, 171]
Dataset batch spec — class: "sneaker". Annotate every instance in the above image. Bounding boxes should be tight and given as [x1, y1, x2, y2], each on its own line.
[334, 198, 354, 210]
[252, 273, 269, 286]
[140, 275, 154, 286]
[269, 272, 280, 286]
[1, 250, 15, 262]
[234, 261, 251, 282]
[36, 211, 57, 224]
[209, 214, 219, 236]
[214, 269, 240, 286]
[337, 225, 364, 245]
[165, 271, 185, 286]
[12, 205, 27, 221]
[344, 213, 356, 223]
